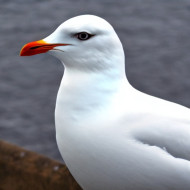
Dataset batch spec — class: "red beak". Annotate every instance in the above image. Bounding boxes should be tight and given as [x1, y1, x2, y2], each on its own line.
[20, 40, 69, 56]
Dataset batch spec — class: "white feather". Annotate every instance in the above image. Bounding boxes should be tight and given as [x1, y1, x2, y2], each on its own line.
[43, 15, 190, 190]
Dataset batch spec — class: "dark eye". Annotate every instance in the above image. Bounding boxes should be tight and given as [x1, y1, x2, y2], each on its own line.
[76, 32, 93, 41]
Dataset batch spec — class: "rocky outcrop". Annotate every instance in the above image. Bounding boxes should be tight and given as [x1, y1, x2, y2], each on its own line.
[0, 140, 82, 190]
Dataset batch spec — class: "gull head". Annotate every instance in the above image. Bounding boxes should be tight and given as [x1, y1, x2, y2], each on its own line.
[20, 15, 125, 72]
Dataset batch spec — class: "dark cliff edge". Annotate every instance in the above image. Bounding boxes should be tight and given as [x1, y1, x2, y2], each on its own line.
[0, 140, 82, 190]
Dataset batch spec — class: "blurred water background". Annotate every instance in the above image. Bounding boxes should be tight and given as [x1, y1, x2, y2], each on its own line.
[0, 0, 190, 162]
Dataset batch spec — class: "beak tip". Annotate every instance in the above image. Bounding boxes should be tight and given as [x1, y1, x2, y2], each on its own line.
[19, 51, 24, 56]
[20, 44, 28, 56]
[19, 42, 39, 56]
[19, 40, 50, 56]
[20, 51, 28, 56]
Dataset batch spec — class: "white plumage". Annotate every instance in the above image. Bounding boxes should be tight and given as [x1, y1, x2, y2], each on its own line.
[22, 15, 190, 190]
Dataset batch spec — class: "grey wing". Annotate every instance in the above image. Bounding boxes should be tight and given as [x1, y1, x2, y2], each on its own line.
[130, 114, 190, 161]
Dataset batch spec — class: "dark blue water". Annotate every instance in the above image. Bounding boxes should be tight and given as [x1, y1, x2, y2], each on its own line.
[0, 0, 190, 161]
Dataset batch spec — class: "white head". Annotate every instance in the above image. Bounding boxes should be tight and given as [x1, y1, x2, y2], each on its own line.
[20, 15, 125, 75]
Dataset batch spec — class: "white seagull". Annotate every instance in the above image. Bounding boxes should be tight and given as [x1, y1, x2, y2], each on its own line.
[20, 15, 190, 190]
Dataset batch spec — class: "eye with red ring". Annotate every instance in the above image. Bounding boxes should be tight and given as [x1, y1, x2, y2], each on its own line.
[76, 32, 94, 41]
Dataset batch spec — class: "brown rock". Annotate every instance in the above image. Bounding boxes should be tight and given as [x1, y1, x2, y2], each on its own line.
[0, 140, 82, 190]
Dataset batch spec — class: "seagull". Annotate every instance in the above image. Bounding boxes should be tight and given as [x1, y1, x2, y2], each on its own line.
[20, 15, 190, 190]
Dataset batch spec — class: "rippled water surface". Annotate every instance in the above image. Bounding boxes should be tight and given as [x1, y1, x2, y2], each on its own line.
[0, 0, 190, 161]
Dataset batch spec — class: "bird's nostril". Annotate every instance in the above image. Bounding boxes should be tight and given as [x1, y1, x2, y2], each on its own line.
[30, 46, 42, 50]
